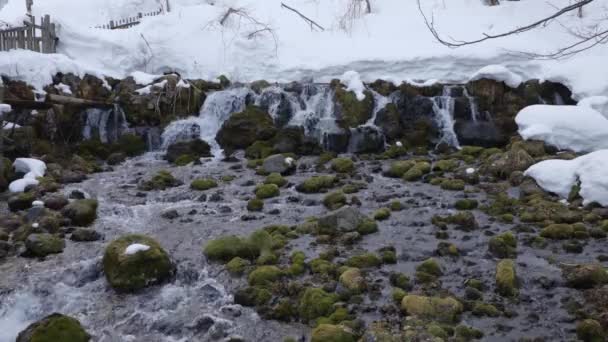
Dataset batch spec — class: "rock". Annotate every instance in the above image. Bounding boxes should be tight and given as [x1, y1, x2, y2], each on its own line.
[339, 267, 366, 293]
[139, 170, 181, 191]
[190, 178, 218, 191]
[331, 157, 355, 173]
[296, 175, 337, 193]
[8, 192, 36, 212]
[43, 194, 69, 210]
[348, 126, 385, 153]
[216, 105, 277, 153]
[563, 264, 608, 289]
[333, 81, 374, 128]
[317, 206, 365, 234]
[401, 295, 463, 323]
[103, 234, 174, 292]
[165, 139, 212, 163]
[488, 232, 517, 258]
[455, 119, 507, 147]
[311, 324, 356, 342]
[71, 228, 102, 242]
[540, 224, 575, 240]
[262, 154, 296, 175]
[25, 233, 65, 257]
[484, 148, 534, 179]
[576, 319, 605, 342]
[61, 199, 98, 226]
[16, 313, 91, 342]
[255, 184, 280, 199]
[496, 259, 518, 297]
[247, 265, 283, 286]
[298, 288, 338, 322]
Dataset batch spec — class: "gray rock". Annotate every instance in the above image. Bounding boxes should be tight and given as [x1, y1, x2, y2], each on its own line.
[71, 228, 102, 242]
[262, 154, 296, 175]
[317, 206, 365, 234]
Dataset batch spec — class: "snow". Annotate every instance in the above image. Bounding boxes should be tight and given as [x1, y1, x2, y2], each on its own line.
[340, 71, 366, 101]
[125, 243, 151, 255]
[469, 65, 523, 88]
[135, 80, 168, 95]
[525, 150, 608, 206]
[466, 168, 475, 175]
[9, 158, 47, 193]
[130, 71, 162, 85]
[578, 96, 608, 118]
[515, 105, 608, 153]
[395, 141, 403, 147]
[0, 103, 11, 114]
[2, 122, 20, 130]
[284, 157, 295, 166]
[0, 0, 606, 98]
[54, 82, 72, 94]
[32, 200, 44, 207]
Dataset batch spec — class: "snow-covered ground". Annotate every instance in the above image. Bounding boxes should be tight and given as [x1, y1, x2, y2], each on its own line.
[0, 0, 606, 98]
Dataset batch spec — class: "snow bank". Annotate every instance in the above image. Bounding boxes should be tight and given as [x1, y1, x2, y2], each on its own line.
[525, 150, 608, 206]
[125, 243, 150, 255]
[2, 122, 20, 130]
[8, 158, 47, 193]
[515, 105, 608, 153]
[578, 96, 608, 118]
[340, 71, 366, 101]
[469, 65, 523, 88]
[0, 103, 10, 114]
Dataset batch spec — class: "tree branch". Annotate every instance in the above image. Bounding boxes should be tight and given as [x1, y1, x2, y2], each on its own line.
[281, 2, 325, 31]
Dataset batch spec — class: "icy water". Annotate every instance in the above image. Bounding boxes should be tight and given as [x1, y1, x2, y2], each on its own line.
[0, 152, 596, 341]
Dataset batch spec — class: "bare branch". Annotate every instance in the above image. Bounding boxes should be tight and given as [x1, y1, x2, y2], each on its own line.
[281, 2, 325, 31]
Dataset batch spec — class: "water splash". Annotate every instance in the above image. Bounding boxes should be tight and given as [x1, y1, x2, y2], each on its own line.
[432, 86, 461, 149]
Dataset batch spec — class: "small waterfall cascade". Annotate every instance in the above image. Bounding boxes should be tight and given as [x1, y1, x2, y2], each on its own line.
[463, 87, 479, 122]
[288, 84, 340, 147]
[82, 104, 129, 143]
[432, 86, 461, 149]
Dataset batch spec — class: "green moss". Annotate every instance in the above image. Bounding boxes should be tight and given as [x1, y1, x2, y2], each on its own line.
[356, 219, 378, 235]
[103, 234, 173, 292]
[255, 184, 280, 199]
[61, 199, 98, 226]
[386, 160, 416, 178]
[311, 258, 337, 275]
[323, 191, 347, 210]
[400, 295, 463, 323]
[331, 157, 355, 173]
[226, 257, 250, 275]
[472, 302, 501, 317]
[115, 133, 147, 157]
[318, 152, 337, 166]
[342, 183, 363, 194]
[392, 288, 407, 303]
[190, 178, 218, 191]
[345, 253, 381, 268]
[576, 319, 605, 342]
[373, 208, 391, 221]
[8, 191, 36, 212]
[139, 170, 180, 191]
[299, 288, 338, 322]
[416, 258, 443, 277]
[488, 232, 517, 258]
[427, 324, 448, 339]
[333, 82, 374, 128]
[265, 173, 287, 187]
[454, 325, 484, 341]
[25, 233, 65, 257]
[248, 265, 283, 286]
[339, 267, 366, 293]
[454, 199, 478, 210]
[496, 259, 518, 297]
[459, 146, 485, 157]
[18, 313, 90, 342]
[288, 251, 306, 276]
[433, 159, 459, 172]
[440, 179, 466, 191]
[204, 235, 259, 261]
[402, 162, 431, 181]
[297, 175, 337, 193]
[383, 144, 408, 159]
[247, 198, 264, 212]
[563, 264, 608, 289]
[389, 201, 404, 211]
[311, 324, 356, 342]
[540, 224, 575, 240]
[174, 154, 196, 166]
[380, 249, 397, 264]
[245, 140, 274, 159]
[234, 286, 272, 307]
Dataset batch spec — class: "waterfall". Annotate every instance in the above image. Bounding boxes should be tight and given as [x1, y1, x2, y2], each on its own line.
[432, 86, 461, 149]
[82, 104, 129, 144]
[463, 88, 479, 122]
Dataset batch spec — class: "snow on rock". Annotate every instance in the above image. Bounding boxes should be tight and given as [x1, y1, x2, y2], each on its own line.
[9, 158, 47, 193]
[2, 122, 20, 130]
[8, 178, 39, 193]
[469, 65, 523, 88]
[525, 150, 608, 206]
[54, 83, 72, 94]
[578, 96, 608, 118]
[130, 71, 162, 85]
[32, 200, 44, 207]
[125, 243, 151, 255]
[0, 104, 11, 114]
[340, 71, 366, 101]
[515, 105, 608, 153]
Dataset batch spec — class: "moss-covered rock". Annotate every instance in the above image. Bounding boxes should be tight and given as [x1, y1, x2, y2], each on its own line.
[484, 148, 534, 179]
[454, 199, 478, 210]
[488, 232, 517, 258]
[16, 313, 90, 342]
[103, 234, 173, 292]
[190, 178, 218, 191]
[8, 192, 36, 212]
[138, 170, 181, 191]
[356, 218, 378, 235]
[234, 286, 272, 307]
[563, 264, 608, 289]
[576, 319, 605, 342]
[204, 235, 260, 261]
[255, 184, 280, 199]
[296, 175, 337, 193]
[333, 81, 374, 129]
[323, 191, 347, 210]
[61, 199, 98, 226]
[165, 139, 211, 164]
[454, 325, 484, 341]
[216, 105, 277, 153]
[25, 233, 65, 257]
[331, 157, 355, 173]
[310, 258, 337, 275]
[440, 179, 466, 191]
[311, 324, 356, 342]
[264, 173, 287, 187]
[496, 259, 518, 297]
[245, 140, 274, 159]
[433, 159, 459, 172]
[346, 253, 381, 268]
[339, 267, 366, 293]
[247, 198, 264, 212]
[415, 258, 443, 282]
[248, 265, 283, 286]
[540, 224, 575, 240]
[226, 257, 250, 275]
[401, 295, 463, 323]
[373, 208, 391, 221]
[385, 160, 416, 178]
[472, 302, 501, 317]
[299, 288, 338, 322]
[402, 162, 431, 181]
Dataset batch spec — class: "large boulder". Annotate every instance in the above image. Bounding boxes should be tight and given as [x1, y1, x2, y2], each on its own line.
[347, 126, 385, 153]
[16, 313, 90, 342]
[484, 148, 534, 179]
[103, 234, 174, 292]
[215, 105, 277, 153]
[61, 199, 98, 226]
[332, 80, 375, 128]
[164, 139, 212, 163]
[262, 154, 296, 175]
[25, 233, 65, 257]
[401, 295, 463, 323]
[317, 206, 366, 235]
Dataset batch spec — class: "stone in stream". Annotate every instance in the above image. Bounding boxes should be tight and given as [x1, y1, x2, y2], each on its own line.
[103, 234, 174, 292]
[16, 313, 91, 342]
[61, 199, 98, 226]
[71, 228, 102, 242]
[317, 206, 366, 234]
[8, 191, 36, 212]
[261, 154, 296, 175]
[25, 233, 65, 257]
[164, 139, 212, 164]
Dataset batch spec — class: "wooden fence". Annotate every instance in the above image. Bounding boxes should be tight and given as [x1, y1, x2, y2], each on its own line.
[94, 7, 164, 30]
[0, 15, 57, 53]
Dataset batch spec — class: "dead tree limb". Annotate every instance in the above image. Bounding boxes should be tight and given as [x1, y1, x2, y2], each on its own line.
[281, 2, 325, 31]
[417, 0, 595, 47]
[220, 8, 237, 26]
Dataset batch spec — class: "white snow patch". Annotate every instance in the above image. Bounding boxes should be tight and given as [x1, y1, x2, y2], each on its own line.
[9, 158, 47, 193]
[340, 70, 366, 101]
[2, 122, 20, 130]
[469, 65, 523, 88]
[32, 223, 39, 228]
[578, 96, 608, 119]
[9, 178, 39, 193]
[466, 168, 475, 174]
[135, 80, 168, 95]
[525, 150, 608, 206]
[515, 105, 608, 153]
[124, 243, 150, 255]
[32, 200, 44, 207]
[0, 103, 11, 114]
[284, 157, 295, 166]
[54, 82, 72, 94]
[130, 71, 162, 85]
[395, 141, 403, 147]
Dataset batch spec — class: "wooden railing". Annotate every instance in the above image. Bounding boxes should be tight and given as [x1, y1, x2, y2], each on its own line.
[0, 15, 57, 53]
[94, 7, 164, 30]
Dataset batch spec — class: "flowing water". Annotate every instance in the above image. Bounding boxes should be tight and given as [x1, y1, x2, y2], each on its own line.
[432, 86, 461, 149]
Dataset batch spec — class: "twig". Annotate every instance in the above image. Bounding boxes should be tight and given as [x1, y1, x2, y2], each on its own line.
[280, 2, 325, 31]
